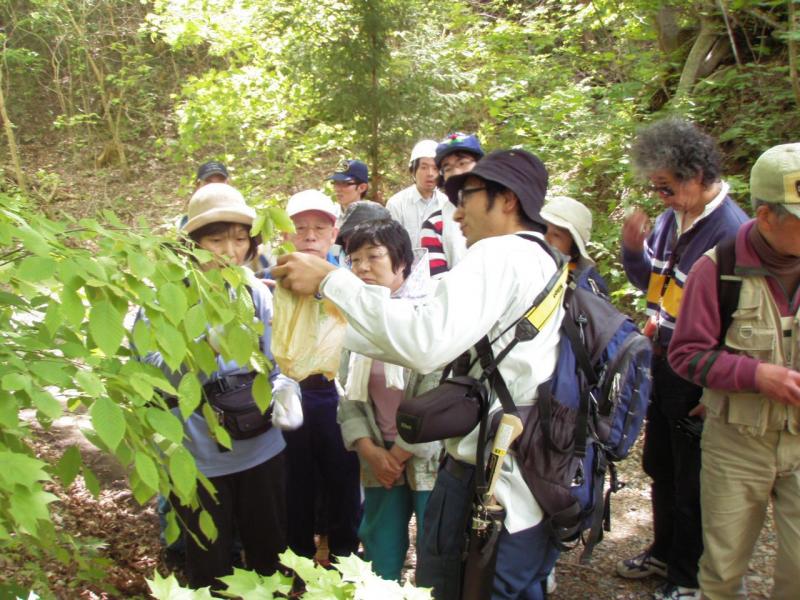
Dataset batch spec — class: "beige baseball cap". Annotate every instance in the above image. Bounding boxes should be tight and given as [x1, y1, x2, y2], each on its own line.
[183, 183, 256, 234]
[540, 195, 593, 260]
[750, 143, 800, 217]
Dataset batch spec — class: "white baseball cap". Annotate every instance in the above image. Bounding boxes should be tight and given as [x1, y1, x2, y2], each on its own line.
[540, 195, 593, 260]
[286, 189, 339, 223]
[409, 140, 438, 167]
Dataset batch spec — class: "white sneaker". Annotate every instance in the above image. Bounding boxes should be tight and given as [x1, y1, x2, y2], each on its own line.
[653, 583, 701, 600]
[546, 567, 556, 594]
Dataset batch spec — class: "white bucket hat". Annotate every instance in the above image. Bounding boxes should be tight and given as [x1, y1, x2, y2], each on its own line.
[540, 195, 593, 260]
[184, 183, 256, 234]
[286, 189, 339, 223]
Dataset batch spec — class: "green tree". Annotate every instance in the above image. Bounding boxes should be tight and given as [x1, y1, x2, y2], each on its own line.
[0, 187, 288, 594]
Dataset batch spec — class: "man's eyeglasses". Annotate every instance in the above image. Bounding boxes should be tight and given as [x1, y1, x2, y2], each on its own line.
[647, 185, 675, 197]
[442, 157, 477, 177]
[456, 186, 486, 206]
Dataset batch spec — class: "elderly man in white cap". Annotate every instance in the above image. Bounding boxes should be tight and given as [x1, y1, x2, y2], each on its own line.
[281, 189, 362, 564]
[386, 139, 449, 248]
[541, 195, 609, 295]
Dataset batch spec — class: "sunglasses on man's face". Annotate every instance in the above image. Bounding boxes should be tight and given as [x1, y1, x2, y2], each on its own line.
[647, 185, 675, 198]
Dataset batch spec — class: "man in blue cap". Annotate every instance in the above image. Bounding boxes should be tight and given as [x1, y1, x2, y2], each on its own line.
[420, 132, 484, 278]
[327, 159, 370, 210]
[274, 148, 564, 599]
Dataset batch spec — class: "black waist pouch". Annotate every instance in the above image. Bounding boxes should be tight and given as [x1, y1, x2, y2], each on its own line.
[204, 374, 273, 440]
[396, 375, 487, 444]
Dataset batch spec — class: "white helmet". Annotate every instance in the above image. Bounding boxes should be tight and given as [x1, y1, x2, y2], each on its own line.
[409, 140, 438, 168]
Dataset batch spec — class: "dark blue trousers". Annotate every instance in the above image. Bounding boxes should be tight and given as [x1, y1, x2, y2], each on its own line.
[284, 380, 361, 558]
[643, 355, 704, 588]
[418, 458, 559, 600]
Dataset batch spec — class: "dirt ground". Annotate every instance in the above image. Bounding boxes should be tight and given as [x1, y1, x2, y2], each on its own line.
[13, 416, 778, 599]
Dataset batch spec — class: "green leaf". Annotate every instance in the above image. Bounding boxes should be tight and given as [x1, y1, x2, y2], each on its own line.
[267, 206, 295, 233]
[198, 509, 217, 543]
[30, 361, 71, 386]
[183, 304, 207, 339]
[252, 373, 272, 414]
[90, 397, 126, 451]
[164, 510, 181, 546]
[189, 339, 219, 376]
[219, 567, 292, 599]
[31, 389, 62, 420]
[158, 282, 189, 326]
[16, 224, 50, 257]
[178, 373, 202, 420]
[169, 447, 197, 503]
[128, 251, 156, 279]
[227, 324, 254, 366]
[279, 549, 323, 586]
[134, 453, 160, 493]
[130, 376, 155, 403]
[43, 301, 62, 336]
[334, 552, 379, 583]
[83, 465, 101, 497]
[89, 299, 125, 356]
[0, 451, 51, 489]
[60, 286, 85, 327]
[9, 487, 58, 536]
[147, 571, 215, 600]
[18, 256, 56, 281]
[54, 445, 82, 488]
[146, 407, 184, 444]
[75, 369, 107, 397]
[0, 392, 19, 428]
[2, 372, 30, 392]
[158, 322, 188, 370]
[132, 318, 155, 354]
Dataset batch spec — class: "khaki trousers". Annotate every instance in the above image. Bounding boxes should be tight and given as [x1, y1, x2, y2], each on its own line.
[699, 415, 800, 600]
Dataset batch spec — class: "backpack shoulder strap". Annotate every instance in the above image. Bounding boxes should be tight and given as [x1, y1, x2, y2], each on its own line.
[471, 234, 569, 415]
[687, 236, 741, 384]
[715, 236, 741, 345]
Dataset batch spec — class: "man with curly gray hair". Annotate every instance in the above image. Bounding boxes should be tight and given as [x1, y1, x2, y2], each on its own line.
[616, 117, 748, 600]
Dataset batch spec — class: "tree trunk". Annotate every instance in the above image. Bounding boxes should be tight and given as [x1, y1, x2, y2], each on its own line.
[65, 8, 129, 175]
[789, 0, 800, 108]
[674, 12, 723, 101]
[0, 62, 27, 193]
[368, 24, 382, 202]
[655, 6, 682, 53]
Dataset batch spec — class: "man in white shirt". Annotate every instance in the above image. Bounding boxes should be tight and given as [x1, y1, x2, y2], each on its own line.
[386, 140, 450, 248]
[274, 149, 564, 600]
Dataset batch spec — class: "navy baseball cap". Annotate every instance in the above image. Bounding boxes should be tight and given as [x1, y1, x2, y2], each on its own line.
[196, 161, 229, 182]
[327, 159, 369, 184]
[435, 133, 484, 168]
[444, 149, 548, 227]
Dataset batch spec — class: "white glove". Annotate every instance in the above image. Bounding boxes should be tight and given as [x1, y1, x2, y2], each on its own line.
[271, 384, 303, 431]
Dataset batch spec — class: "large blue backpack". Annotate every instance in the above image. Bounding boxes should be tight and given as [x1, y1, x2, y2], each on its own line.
[506, 238, 652, 562]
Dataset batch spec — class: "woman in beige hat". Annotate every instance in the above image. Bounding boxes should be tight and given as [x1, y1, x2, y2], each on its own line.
[541, 195, 609, 296]
[142, 182, 301, 589]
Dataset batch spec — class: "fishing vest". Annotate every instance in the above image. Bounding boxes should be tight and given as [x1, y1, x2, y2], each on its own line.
[702, 256, 800, 435]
